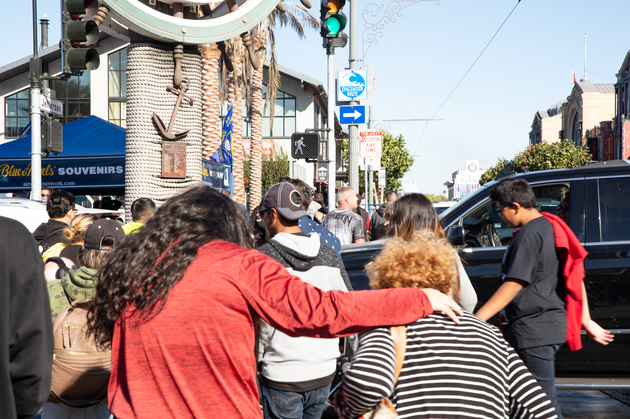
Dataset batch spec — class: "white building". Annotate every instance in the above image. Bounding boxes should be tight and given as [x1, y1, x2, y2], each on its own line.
[443, 160, 484, 201]
[0, 28, 343, 191]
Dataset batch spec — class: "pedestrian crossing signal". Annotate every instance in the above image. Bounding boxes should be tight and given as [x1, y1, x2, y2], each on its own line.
[291, 132, 320, 160]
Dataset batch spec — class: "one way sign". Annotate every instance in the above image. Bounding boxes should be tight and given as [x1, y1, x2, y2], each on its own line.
[339, 105, 366, 125]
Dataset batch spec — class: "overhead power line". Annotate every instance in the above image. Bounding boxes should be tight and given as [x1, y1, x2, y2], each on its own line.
[413, 0, 522, 155]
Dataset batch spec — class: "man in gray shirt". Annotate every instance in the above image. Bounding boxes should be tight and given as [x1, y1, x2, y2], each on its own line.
[322, 187, 365, 245]
[256, 182, 352, 419]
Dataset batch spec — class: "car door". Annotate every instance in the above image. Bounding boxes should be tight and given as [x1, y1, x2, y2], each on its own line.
[583, 175, 630, 374]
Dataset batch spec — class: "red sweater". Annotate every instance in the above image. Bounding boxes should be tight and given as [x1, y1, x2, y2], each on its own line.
[541, 213, 588, 350]
[108, 240, 432, 419]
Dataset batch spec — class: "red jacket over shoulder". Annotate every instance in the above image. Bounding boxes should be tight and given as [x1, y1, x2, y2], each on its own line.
[107, 240, 432, 419]
[541, 213, 588, 350]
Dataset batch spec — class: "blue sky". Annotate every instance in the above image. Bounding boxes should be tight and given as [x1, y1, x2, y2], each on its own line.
[3, 0, 629, 194]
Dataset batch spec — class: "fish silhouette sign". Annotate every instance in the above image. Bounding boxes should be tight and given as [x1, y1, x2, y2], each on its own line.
[291, 132, 319, 159]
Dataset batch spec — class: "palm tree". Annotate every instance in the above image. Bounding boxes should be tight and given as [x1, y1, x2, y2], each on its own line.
[199, 43, 222, 158]
[248, 3, 319, 208]
[248, 23, 268, 209]
[225, 36, 247, 206]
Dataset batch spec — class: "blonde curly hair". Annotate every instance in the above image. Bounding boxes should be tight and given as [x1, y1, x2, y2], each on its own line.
[366, 230, 460, 300]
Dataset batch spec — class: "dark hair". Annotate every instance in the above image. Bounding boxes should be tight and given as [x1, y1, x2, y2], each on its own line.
[289, 178, 313, 208]
[388, 193, 445, 240]
[385, 191, 398, 203]
[47, 190, 76, 218]
[489, 178, 536, 209]
[131, 198, 157, 222]
[356, 194, 362, 205]
[87, 185, 253, 349]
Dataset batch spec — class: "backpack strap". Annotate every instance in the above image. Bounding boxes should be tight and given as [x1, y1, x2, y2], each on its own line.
[38, 227, 65, 250]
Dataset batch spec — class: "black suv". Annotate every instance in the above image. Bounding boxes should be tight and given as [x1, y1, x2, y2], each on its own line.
[341, 160, 630, 383]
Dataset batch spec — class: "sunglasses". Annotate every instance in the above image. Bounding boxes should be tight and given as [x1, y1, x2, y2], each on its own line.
[557, 204, 570, 210]
[495, 206, 505, 213]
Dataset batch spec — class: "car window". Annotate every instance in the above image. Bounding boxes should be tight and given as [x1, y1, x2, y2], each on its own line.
[460, 183, 569, 248]
[598, 177, 630, 242]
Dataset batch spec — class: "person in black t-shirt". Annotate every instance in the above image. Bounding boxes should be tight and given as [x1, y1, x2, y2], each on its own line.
[476, 179, 565, 418]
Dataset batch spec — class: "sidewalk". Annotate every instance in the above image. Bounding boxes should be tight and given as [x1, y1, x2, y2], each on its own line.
[558, 390, 630, 418]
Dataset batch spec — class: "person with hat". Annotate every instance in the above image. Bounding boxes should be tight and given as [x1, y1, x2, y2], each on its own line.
[256, 182, 353, 419]
[48, 218, 126, 324]
[43, 218, 126, 418]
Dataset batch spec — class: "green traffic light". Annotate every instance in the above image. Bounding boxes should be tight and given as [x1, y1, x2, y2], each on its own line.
[324, 14, 346, 36]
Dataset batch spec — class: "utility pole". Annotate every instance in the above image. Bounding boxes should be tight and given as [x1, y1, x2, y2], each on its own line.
[327, 48, 336, 211]
[321, 0, 348, 209]
[30, 0, 42, 201]
[347, 0, 359, 192]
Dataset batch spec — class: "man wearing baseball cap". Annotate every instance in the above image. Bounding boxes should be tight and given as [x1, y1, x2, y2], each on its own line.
[256, 182, 353, 419]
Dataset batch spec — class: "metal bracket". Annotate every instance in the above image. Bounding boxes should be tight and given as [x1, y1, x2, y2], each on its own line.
[305, 159, 331, 164]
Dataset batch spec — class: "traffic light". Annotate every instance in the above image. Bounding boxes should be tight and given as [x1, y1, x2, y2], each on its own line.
[320, 0, 348, 48]
[291, 132, 320, 160]
[62, 0, 100, 76]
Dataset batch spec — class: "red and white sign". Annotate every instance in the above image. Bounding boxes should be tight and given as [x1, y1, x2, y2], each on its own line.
[624, 122, 630, 160]
[359, 130, 383, 158]
[242, 139, 275, 157]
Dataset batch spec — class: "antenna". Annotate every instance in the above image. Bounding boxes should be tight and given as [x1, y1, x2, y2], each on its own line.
[581, 30, 589, 82]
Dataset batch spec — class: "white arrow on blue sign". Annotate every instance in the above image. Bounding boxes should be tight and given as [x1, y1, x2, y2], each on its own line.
[339, 105, 366, 125]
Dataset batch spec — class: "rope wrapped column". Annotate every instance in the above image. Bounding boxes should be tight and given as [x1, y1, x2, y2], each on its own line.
[125, 42, 203, 218]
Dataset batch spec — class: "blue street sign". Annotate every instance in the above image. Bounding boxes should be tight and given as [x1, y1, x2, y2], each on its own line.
[339, 105, 366, 125]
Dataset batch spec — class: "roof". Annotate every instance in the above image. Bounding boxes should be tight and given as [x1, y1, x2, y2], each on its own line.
[0, 44, 60, 84]
[0, 115, 125, 158]
[576, 79, 615, 94]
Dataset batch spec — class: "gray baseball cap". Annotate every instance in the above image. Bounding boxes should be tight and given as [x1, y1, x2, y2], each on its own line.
[260, 182, 308, 221]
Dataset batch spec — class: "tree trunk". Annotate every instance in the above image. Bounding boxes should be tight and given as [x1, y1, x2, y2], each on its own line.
[249, 23, 268, 209]
[199, 43, 221, 158]
[227, 39, 246, 206]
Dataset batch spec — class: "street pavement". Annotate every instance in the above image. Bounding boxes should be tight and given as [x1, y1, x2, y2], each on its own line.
[558, 391, 630, 418]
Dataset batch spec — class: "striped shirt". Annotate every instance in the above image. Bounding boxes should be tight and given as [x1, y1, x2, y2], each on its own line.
[337, 312, 558, 419]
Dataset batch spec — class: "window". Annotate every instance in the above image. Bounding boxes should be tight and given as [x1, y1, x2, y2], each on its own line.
[4, 89, 29, 138]
[50, 73, 91, 124]
[108, 48, 127, 127]
[598, 177, 630, 242]
[221, 84, 296, 138]
[461, 184, 570, 248]
[571, 114, 580, 146]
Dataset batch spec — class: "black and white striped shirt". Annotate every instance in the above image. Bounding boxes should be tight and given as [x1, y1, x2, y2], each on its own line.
[338, 312, 558, 419]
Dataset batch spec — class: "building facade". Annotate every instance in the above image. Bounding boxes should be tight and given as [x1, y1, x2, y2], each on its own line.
[528, 78, 614, 162]
[0, 31, 342, 190]
[529, 101, 565, 145]
[443, 160, 484, 201]
[614, 50, 630, 160]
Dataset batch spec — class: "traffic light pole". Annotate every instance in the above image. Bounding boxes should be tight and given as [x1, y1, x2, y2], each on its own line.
[30, 0, 42, 201]
[327, 46, 336, 211]
[347, 0, 359, 193]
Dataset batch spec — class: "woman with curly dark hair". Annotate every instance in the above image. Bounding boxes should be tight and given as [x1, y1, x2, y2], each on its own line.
[388, 193, 478, 312]
[87, 185, 461, 419]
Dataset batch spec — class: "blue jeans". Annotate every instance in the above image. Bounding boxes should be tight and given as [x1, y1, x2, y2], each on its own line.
[259, 378, 331, 419]
[516, 344, 563, 419]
